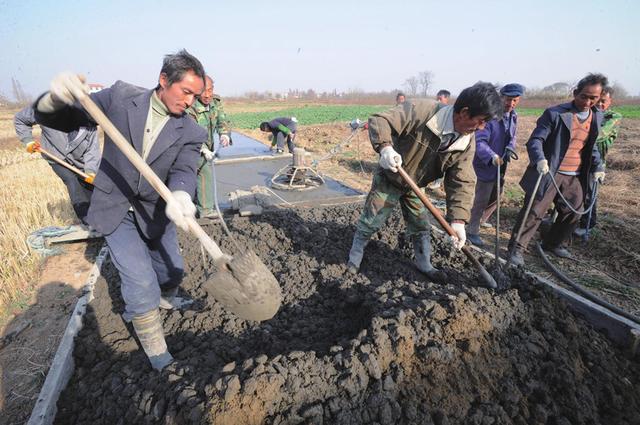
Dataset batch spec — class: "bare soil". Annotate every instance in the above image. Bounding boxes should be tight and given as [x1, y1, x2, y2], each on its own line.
[54, 205, 640, 425]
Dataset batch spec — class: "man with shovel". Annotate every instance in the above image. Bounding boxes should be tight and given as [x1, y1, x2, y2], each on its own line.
[507, 73, 607, 266]
[33, 50, 208, 370]
[347, 82, 502, 281]
[467, 83, 524, 247]
[14, 104, 100, 224]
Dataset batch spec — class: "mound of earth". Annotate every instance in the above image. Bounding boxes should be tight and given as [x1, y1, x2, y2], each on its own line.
[55, 204, 640, 425]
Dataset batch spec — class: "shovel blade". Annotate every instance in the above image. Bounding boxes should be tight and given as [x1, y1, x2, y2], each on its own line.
[202, 250, 282, 321]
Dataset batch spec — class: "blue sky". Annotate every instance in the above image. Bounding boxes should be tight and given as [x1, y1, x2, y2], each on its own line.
[1, 0, 638, 98]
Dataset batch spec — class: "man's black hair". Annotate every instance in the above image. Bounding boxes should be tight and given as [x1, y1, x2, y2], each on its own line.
[575, 73, 609, 94]
[259, 122, 270, 131]
[436, 89, 451, 98]
[601, 85, 614, 97]
[161, 49, 206, 85]
[396, 92, 406, 99]
[453, 82, 502, 119]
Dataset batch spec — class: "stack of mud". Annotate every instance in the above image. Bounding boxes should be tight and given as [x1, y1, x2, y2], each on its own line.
[56, 204, 640, 424]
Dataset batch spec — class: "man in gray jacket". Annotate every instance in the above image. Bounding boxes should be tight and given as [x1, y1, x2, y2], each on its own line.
[15, 105, 100, 223]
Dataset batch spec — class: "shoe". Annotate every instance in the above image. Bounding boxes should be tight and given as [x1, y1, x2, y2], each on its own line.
[480, 222, 494, 229]
[159, 287, 194, 310]
[275, 149, 284, 154]
[131, 309, 174, 371]
[573, 227, 587, 237]
[467, 234, 485, 247]
[508, 249, 524, 266]
[543, 245, 572, 259]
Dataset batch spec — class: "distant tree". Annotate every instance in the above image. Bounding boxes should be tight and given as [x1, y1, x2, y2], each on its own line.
[11, 77, 31, 105]
[610, 82, 629, 98]
[404, 77, 419, 96]
[541, 82, 572, 99]
[418, 71, 434, 97]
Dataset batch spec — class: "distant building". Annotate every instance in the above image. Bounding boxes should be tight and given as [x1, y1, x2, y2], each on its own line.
[88, 83, 104, 93]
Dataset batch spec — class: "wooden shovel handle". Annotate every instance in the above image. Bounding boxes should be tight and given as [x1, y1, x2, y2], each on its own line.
[76, 93, 224, 260]
[396, 167, 488, 273]
[37, 146, 91, 181]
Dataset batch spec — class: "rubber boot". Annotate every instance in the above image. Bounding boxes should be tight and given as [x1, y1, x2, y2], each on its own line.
[412, 232, 447, 282]
[346, 231, 370, 274]
[159, 287, 194, 310]
[131, 309, 174, 371]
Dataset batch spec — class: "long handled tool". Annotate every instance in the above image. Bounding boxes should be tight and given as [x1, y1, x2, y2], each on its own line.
[72, 91, 282, 321]
[32, 143, 93, 183]
[494, 160, 503, 278]
[397, 166, 497, 289]
[506, 171, 543, 267]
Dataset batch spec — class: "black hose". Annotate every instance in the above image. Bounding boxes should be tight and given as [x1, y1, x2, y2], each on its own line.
[535, 242, 640, 325]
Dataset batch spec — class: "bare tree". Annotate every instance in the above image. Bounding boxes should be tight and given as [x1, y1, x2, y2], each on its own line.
[610, 82, 629, 98]
[11, 77, 31, 105]
[404, 77, 419, 96]
[418, 71, 434, 97]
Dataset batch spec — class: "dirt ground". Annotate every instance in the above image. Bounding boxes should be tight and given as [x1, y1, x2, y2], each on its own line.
[54, 205, 640, 424]
[2, 112, 639, 424]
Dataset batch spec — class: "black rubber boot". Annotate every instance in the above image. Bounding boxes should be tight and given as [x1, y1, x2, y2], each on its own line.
[412, 232, 447, 282]
[346, 231, 370, 274]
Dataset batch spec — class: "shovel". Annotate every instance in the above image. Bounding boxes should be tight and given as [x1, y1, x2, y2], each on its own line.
[31, 142, 93, 183]
[397, 167, 497, 289]
[73, 90, 282, 321]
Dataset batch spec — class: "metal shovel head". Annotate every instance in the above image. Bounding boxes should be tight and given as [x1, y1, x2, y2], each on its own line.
[202, 250, 282, 321]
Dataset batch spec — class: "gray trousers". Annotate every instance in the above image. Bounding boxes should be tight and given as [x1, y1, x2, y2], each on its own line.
[105, 211, 184, 320]
[468, 179, 502, 235]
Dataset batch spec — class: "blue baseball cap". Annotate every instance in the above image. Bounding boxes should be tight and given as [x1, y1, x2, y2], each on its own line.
[500, 83, 525, 97]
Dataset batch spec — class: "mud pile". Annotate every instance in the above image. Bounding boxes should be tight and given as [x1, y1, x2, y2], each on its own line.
[55, 204, 640, 425]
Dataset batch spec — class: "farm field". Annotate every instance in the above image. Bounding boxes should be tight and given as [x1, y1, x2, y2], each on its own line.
[1, 99, 640, 423]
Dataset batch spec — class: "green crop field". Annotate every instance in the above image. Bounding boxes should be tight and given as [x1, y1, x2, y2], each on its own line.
[519, 105, 640, 119]
[228, 105, 390, 129]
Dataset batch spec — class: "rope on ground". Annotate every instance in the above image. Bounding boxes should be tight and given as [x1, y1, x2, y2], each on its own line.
[26, 226, 76, 256]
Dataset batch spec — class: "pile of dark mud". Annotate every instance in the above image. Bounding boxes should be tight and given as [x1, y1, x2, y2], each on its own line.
[55, 204, 640, 424]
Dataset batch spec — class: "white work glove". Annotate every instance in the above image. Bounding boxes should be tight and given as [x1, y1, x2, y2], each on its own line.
[536, 159, 549, 175]
[165, 190, 196, 232]
[220, 134, 231, 147]
[379, 146, 402, 172]
[37, 72, 90, 113]
[200, 145, 215, 162]
[492, 154, 504, 166]
[450, 222, 466, 250]
[592, 171, 605, 184]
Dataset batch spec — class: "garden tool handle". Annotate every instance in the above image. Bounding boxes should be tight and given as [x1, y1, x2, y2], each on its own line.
[397, 167, 497, 288]
[34, 145, 91, 182]
[76, 94, 225, 260]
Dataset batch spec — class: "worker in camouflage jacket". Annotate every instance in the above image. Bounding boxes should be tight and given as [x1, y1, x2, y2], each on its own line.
[187, 75, 232, 217]
[347, 82, 502, 282]
[575, 85, 622, 234]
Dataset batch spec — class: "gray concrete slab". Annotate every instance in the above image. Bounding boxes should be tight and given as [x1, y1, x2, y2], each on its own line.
[211, 157, 362, 209]
[216, 132, 272, 159]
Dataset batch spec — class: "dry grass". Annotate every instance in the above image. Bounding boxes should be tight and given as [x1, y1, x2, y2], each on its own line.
[0, 148, 75, 322]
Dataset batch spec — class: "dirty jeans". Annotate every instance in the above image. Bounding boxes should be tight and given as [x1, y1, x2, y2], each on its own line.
[509, 173, 583, 252]
[105, 211, 184, 321]
[356, 171, 431, 238]
[50, 162, 93, 224]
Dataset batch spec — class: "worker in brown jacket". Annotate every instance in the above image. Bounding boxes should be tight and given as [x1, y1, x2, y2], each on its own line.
[347, 82, 502, 281]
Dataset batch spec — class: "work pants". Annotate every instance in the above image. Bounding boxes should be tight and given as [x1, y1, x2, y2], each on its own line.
[50, 161, 93, 224]
[275, 132, 295, 153]
[105, 211, 184, 321]
[510, 173, 583, 252]
[467, 177, 504, 235]
[356, 171, 431, 239]
[196, 156, 215, 215]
